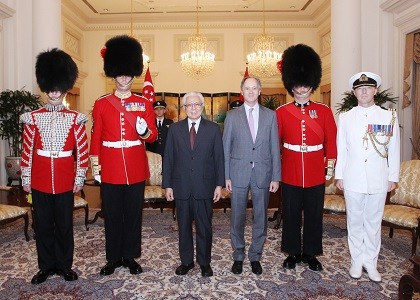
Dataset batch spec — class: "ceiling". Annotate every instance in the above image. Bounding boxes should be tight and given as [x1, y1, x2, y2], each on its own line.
[63, 0, 330, 24]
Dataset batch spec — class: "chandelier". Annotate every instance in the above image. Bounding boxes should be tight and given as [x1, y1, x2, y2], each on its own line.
[246, 0, 282, 78]
[180, 0, 215, 80]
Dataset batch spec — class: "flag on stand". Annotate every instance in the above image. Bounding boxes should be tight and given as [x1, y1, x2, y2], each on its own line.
[142, 66, 155, 102]
[239, 64, 249, 102]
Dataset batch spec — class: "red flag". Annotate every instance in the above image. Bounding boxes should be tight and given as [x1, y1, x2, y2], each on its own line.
[142, 66, 155, 102]
[239, 64, 249, 102]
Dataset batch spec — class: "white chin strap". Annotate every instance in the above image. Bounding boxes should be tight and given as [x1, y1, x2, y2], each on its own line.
[115, 77, 134, 87]
[293, 87, 312, 97]
[46, 93, 66, 102]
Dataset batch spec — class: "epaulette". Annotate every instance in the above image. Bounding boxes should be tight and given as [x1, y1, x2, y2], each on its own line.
[96, 93, 111, 101]
[132, 93, 149, 102]
[76, 113, 88, 125]
[19, 112, 34, 125]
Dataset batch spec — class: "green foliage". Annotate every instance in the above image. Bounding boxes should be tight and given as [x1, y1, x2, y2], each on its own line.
[336, 88, 398, 114]
[261, 95, 280, 110]
[0, 88, 42, 156]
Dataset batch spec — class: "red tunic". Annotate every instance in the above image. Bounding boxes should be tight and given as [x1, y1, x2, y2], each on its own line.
[89, 93, 157, 184]
[20, 105, 89, 194]
[276, 101, 337, 187]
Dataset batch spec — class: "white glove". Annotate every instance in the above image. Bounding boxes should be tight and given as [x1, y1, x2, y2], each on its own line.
[94, 175, 101, 183]
[136, 116, 148, 135]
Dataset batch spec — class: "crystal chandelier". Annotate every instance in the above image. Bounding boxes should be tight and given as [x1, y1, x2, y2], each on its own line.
[180, 0, 215, 80]
[246, 0, 282, 78]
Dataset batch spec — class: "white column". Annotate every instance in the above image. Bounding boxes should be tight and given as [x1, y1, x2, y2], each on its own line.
[33, 0, 61, 92]
[331, 0, 361, 117]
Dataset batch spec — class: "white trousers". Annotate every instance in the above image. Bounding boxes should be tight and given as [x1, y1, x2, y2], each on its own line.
[344, 190, 387, 269]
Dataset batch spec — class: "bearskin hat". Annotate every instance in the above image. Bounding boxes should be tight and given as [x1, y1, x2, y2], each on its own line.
[103, 35, 143, 78]
[281, 44, 322, 96]
[35, 48, 78, 93]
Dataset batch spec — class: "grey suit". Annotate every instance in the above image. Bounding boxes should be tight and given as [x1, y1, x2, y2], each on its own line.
[223, 104, 281, 262]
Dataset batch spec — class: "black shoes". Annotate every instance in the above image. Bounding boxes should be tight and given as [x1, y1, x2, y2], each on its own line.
[200, 264, 213, 277]
[122, 258, 143, 275]
[250, 261, 262, 275]
[31, 269, 56, 285]
[100, 260, 123, 276]
[283, 254, 302, 269]
[175, 262, 195, 275]
[283, 253, 323, 271]
[301, 254, 323, 271]
[231, 261, 243, 274]
[31, 268, 78, 284]
[57, 269, 78, 281]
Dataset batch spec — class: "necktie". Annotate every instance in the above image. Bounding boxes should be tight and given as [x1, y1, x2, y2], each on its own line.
[190, 122, 196, 149]
[158, 120, 161, 128]
[248, 108, 256, 142]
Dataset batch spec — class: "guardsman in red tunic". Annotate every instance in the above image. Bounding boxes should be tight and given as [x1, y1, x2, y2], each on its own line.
[276, 44, 337, 272]
[89, 35, 157, 276]
[20, 49, 88, 284]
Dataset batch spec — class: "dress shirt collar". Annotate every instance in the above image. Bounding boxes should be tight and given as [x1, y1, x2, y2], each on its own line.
[188, 117, 201, 130]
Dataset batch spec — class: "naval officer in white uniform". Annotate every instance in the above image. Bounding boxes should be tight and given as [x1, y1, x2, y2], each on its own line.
[335, 72, 400, 283]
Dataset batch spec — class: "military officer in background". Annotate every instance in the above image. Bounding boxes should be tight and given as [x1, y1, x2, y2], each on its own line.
[90, 35, 157, 276]
[146, 100, 173, 157]
[276, 44, 337, 272]
[21, 49, 89, 284]
[335, 72, 400, 282]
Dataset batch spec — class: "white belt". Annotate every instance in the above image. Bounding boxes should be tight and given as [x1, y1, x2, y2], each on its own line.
[36, 149, 73, 158]
[283, 143, 323, 153]
[102, 140, 142, 148]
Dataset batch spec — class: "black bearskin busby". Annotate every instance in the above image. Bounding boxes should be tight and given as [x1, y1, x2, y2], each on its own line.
[103, 35, 143, 78]
[281, 44, 322, 96]
[35, 48, 78, 93]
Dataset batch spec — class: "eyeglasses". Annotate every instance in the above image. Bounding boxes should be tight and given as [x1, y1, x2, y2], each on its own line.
[184, 102, 204, 109]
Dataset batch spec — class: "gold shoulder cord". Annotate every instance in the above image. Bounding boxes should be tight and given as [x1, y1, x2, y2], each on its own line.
[367, 110, 395, 158]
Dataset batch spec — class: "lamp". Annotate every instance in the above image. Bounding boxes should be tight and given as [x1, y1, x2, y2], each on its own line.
[246, 0, 282, 78]
[180, 0, 215, 80]
[130, 0, 149, 75]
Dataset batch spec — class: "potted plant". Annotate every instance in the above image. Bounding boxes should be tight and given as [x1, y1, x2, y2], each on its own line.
[336, 88, 398, 113]
[0, 88, 42, 182]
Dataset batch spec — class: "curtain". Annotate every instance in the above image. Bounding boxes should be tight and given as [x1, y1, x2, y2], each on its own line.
[409, 32, 420, 159]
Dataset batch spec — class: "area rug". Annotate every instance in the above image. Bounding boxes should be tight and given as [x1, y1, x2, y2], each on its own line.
[0, 208, 413, 299]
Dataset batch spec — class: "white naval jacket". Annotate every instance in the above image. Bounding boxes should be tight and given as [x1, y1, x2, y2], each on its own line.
[335, 105, 400, 194]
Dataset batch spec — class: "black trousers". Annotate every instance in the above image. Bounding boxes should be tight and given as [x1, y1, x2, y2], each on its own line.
[101, 182, 145, 263]
[281, 182, 325, 256]
[32, 189, 74, 271]
[176, 196, 213, 266]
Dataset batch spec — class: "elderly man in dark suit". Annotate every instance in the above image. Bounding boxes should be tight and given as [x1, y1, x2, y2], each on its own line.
[223, 76, 281, 275]
[162, 91, 225, 277]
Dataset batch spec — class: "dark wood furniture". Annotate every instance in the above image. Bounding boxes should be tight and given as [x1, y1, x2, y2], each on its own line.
[399, 256, 420, 299]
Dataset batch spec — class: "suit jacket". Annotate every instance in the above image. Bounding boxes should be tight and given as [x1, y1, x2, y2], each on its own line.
[162, 118, 225, 200]
[146, 118, 173, 156]
[223, 104, 281, 188]
[335, 105, 400, 194]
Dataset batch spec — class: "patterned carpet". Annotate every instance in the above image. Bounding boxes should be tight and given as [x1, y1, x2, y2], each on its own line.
[0, 208, 414, 299]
